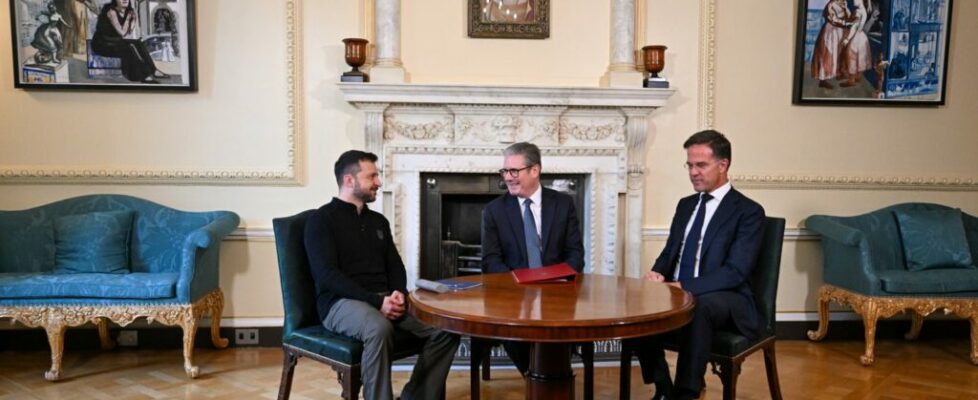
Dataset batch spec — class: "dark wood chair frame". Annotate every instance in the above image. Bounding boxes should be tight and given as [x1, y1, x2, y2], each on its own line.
[278, 343, 363, 400]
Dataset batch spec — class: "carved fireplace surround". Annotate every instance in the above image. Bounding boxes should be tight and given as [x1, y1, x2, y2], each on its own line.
[340, 83, 674, 287]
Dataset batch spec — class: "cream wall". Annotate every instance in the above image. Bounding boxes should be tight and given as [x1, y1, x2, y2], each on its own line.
[0, 1, 976, 321]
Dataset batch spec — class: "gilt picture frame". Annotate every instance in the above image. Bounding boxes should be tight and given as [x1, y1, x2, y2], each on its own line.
[468, 0, 549, 39]
[9, 0, 197, 91]
[792, 0, 952, 106]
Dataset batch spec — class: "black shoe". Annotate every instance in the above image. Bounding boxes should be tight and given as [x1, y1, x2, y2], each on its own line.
[671, 387, 698, 400]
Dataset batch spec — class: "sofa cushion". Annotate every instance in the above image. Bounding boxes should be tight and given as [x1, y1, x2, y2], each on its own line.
[0, 272, 177, 299]
[54, 211, 133, 274]
[879, 269, 978, 294]
[894, 208, 975, 271]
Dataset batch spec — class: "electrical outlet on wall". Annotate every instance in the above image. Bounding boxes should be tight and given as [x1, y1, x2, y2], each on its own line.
[117, 330, 138, 347]
[235, 328, 259, 345]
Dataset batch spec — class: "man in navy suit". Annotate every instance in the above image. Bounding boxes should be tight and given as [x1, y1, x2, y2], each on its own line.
[634, 130, 765, 400]
[481, 141, 585, 374]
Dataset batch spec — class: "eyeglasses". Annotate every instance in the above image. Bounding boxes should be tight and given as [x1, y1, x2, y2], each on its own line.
[498, 166, 532, 178]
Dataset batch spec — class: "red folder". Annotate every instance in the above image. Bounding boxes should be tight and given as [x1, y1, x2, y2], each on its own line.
[511, 263, 578, 284]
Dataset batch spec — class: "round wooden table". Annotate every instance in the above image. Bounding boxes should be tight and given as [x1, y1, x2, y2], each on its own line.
[409, 273, 694, 400]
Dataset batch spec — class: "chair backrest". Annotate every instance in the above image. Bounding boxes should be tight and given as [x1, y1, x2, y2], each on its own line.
[750, 217, 786, 337]
[273, 210, 319, 338]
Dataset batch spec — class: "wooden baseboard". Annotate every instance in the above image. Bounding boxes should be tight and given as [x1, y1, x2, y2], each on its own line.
[0, 319, 969, 360]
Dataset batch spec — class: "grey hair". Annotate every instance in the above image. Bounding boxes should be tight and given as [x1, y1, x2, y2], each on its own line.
[503, 142, 541, 167]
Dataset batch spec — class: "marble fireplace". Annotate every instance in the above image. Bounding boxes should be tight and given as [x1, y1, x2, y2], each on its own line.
[340, 83, 674, 287]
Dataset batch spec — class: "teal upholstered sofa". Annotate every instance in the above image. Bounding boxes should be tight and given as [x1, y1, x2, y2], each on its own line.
[0, 195, 240, 380]
[805, 203, 978, 366]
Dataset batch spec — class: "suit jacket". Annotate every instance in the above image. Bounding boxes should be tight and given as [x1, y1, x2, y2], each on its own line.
[652, 188, 765, 337]
[481, 187, 585, 273]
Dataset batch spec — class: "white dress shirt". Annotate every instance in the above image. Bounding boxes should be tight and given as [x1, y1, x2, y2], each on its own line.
[673, 181, 732, 280]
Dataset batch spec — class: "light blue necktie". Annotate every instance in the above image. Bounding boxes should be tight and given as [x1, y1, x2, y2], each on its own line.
[523, 198, 543, 268]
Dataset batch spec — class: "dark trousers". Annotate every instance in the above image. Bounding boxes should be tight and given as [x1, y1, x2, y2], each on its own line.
[502, 340, 531, 375]
[633, 291, 758, 394]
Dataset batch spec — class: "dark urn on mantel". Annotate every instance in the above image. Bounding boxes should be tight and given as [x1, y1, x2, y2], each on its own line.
[341, 38, 369, 83]
[642, 45, 668, 88]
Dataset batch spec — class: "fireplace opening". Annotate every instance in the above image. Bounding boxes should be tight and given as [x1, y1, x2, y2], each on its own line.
[420, 172, 586, 281]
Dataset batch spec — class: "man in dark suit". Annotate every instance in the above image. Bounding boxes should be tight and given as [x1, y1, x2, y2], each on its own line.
[635, 130, 765, 400]
[481, 141, 585, 374]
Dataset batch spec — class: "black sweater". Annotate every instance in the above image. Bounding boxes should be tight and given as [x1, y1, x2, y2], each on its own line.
[304, 198, 407, 321]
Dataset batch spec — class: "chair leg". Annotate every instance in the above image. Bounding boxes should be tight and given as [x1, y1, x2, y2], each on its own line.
[970, 316, 978, 365]
[807, 285, 832, 341]
[905, 310, 924, 340]
[350, 365, 362, 400]
[581, 342, 594, 400]
[43, 322, 67, 381]
[763, 343, 783, 400]
[470, 339, 482, 400]
[96, 317, 115, 350]
[277, 348, 299, 400]
[336, 365, 362, 400]
[859, 300, 881, 366]
[178, 310, 201, 378]
[715, 359, 741, 400]
[619, 341, 632, 400]
[208, 289, 230, 348]
[481, 345, 491, 381]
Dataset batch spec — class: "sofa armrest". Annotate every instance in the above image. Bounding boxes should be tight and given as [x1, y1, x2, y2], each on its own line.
[806, 215, 884, 294]
[806, 215, 863, 246]
[177, 212, 241, 302]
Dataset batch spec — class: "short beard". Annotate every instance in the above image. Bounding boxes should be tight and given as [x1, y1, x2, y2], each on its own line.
[353, 180, 376, 203]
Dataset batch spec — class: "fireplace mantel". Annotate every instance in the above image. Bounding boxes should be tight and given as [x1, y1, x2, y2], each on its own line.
[339, 83, 674, 285]
[338, 83, 674, 107]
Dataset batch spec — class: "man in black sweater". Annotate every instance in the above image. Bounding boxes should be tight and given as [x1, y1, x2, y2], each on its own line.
[304, 150, 459, 400]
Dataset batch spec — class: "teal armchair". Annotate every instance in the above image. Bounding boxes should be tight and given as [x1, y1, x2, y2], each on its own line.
[806, 203, 978, 365]
[273, 210, 427, 400]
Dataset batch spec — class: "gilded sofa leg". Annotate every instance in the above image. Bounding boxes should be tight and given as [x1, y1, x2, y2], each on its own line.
[96, 317, 116, 350]
[209, 290, 229, 349]
[807, 285, 832, 341]
[179, 312, 200, 378]
[859, 300, 880, 366]
[44, 322, 67, 381]
[905, 311, 924, 340]
[970, 316, 978, 365]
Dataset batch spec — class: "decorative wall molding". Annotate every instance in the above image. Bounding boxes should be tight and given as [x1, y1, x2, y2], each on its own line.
[0, 1, 303, 186]
[234, 226, 821, 242]
[731, 174, 978, 192]
[697, 0, 717, 130]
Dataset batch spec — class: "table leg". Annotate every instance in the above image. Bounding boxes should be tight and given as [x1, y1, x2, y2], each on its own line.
[526, 343, 574, 400]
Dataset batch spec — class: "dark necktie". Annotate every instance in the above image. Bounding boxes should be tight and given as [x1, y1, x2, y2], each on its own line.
[678, 193, 713, 281]
[523, 198, 543, 268]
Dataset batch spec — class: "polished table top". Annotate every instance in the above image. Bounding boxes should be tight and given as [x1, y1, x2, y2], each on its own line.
[410, 273, 695, 342]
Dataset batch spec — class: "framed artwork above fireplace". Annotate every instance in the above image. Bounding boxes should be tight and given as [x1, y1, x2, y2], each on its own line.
[468, 0, 550, 39]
